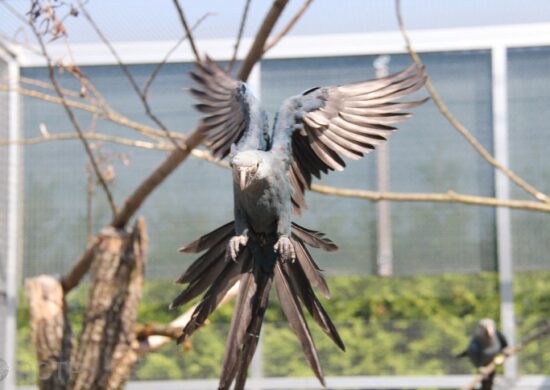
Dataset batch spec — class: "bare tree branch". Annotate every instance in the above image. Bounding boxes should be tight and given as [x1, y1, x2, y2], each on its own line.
[263, 0, 313, 53]
[0, 83, 184, 141]
[172, 0, 202, 64]
[0, 131, 227, 167]
[463, 322, 550, 390]
[238, 0, 289, 80]
[143, 12, 214, 100]
[28, 16, 118, 217]
[311, 183, 550, 213]
[395, 0, 550, 204]
[20, 75, 81, 98]
[227, 0, 252, 72]
[136, 282, 240, 354]
[60, 237, 100, 292]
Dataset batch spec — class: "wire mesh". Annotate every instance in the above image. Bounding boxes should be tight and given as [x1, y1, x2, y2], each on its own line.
[8, 45, 550, 386]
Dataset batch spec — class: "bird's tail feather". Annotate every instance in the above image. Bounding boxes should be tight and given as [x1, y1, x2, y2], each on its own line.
[455, 350, 468, 359]
[274, 261, 326, 386]
[171, 221, 343, 389]
[221, 264, 273, 390]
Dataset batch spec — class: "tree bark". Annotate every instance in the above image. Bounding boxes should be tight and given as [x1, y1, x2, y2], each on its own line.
[69, 218, 147, 390]
[26, 275, 72, 390]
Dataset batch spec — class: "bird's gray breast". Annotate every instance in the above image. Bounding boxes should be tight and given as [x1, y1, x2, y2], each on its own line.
[237, 175, 289, 234]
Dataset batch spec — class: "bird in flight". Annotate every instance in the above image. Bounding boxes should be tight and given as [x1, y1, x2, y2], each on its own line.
[171, 56, 427, 389]
[456, 318, 509, 390]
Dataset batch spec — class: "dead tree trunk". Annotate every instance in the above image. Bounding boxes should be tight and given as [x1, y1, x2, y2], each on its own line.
[26, 275, 72, 390]
[27, 217, 148, 390]
[70, 218, 147, 390]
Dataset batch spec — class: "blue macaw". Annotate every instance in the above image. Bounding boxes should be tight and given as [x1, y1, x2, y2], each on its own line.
[171, 56, 427, 389]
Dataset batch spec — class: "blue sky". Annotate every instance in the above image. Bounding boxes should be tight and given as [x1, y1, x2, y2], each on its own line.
[1, 0, 550, 44]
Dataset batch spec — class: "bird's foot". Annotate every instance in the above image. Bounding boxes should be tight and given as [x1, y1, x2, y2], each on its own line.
[225, 234, 248, 262]
[274, 235, 296, 263]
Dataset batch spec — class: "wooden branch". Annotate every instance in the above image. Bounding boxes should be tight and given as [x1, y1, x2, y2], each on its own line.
[0, 131, 228, 167]
[0, 131, 170, 149]
[60, 236, 100, 293]
[70, 218, 148, 390]
[26, 275, 72, 389]
[263, 0, 313, 53]
[0, 83, 185, 141]
[172, 0, 202, 64]
[137, 282, 240, 354]
[227, 0, 252, 72]
[395, 0, 550, 205]
[311, 183, 550, 213]
[28, 18, 118, 217]
[20, 75, 81, 98]
[136, 324, 182, 341]
[238, 0, 289, 80]
[463, 322, 550, 390]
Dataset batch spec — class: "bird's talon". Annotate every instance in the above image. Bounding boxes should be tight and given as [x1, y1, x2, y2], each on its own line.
[226, 234, 248, 262]
[274, 235, 295, 262]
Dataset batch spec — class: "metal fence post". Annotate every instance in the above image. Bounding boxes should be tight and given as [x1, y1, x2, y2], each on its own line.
[374, 55, 394, 277]
[0, 45, 21, 390]
[492, 44, 517, 379]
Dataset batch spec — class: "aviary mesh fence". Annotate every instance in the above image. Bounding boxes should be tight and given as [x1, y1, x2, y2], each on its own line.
[0, 56, 9, 388]
[12, 48, 550, 385]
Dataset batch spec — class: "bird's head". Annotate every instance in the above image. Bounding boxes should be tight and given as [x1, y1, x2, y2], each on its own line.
[230, 151, 266, 191]
[476, 318, 496, 340]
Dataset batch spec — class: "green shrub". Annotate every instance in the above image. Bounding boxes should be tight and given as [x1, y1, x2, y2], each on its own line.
[16, 271, 550, 384]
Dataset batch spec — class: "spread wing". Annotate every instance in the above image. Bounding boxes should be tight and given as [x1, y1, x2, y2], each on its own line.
[189, 56, 269, 158]
[271, 64, 427, 213]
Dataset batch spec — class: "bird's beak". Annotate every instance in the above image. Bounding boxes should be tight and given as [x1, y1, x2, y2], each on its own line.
[239, 169, 247, 191]
[486, 325, 495, 338]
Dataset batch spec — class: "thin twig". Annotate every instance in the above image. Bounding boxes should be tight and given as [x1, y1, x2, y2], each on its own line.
[0, 131, 226, 167]
[77, 0, 183, 150]
[463, 322, 550, 390]
[395, 0, 550, 204]
[142, 12, 213, 100]
[238, 0, 289, 80]
[263, 0, 313, 53]
[0, 83, 185, 141]
[172, 0, 201, 64]
[227, 0, 252, 72]
[0, 131, 171, 149]
[28, 17, 117, 216]
[20, 75, 81, 98]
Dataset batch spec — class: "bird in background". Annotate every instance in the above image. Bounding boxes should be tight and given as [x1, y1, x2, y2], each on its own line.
[170, 56, 427, 389]
[456, 318, 509, 390]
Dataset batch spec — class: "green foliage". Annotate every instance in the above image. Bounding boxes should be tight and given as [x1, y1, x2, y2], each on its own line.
[16, 271, 550, 384]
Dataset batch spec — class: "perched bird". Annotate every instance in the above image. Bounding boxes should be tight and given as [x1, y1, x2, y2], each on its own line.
[457, 318, 509, 390]
[171, 56, 427, 389]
